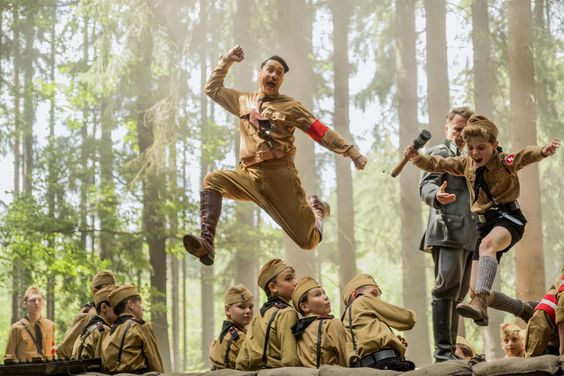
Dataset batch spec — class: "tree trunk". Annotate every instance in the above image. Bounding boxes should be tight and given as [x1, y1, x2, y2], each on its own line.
[471, 0, 494, 117]
[331, 0, 357, 296]
[22, 5, 35, 194]
[79, 17, 89, 250]
[99, 27, 117, 262]
[232, 0, 259, 295]
[471, 0, 502, 358]
[199, 1, 214, 366]
[46, 2, 56, 321]
[11, 4, 21, 325]
[425, 0, 450, 136]
[395, 0, 431, 366]
[169, 141, 180, 371]
[135, 15, 171, 372]
[278, 0, 318, 279]
[507, 0, 545, 299]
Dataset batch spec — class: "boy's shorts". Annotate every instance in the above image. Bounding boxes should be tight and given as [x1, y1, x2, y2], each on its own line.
[474, 208, 526, 262]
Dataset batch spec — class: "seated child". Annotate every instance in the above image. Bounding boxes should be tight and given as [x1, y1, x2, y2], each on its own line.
[236, 259, 301, 370]
[341, 274, 416, 371]
[101, 284, 163, 373]
[500, 322, 524, 357]
[72, 285, 118, 362]
[291, 276, 348, 368]
[209, 284, 254, 369]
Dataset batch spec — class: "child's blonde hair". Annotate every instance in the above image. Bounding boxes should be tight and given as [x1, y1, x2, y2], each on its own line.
[462, 114, 498, 144]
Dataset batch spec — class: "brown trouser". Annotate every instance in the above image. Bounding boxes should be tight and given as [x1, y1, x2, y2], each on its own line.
[203, 159, 320, 250]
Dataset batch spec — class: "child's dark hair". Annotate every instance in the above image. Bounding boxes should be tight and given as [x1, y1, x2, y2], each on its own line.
[112, 295, 141, 316]
[95, 301, 110, 315]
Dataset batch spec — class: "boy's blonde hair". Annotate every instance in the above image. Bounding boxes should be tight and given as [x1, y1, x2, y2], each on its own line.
[462, 114, 498, 144]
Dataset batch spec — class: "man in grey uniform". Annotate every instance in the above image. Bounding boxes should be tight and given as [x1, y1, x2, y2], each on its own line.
[419, 107, 477, 362]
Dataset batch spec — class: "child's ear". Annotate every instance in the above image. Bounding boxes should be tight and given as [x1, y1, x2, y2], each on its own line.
[267, 281, 278, 295]
[299, 302, 310, 315]
[225, 304, 231, 318]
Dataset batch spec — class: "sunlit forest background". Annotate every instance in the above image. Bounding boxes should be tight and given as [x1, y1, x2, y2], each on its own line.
[0, 0, 563, 372]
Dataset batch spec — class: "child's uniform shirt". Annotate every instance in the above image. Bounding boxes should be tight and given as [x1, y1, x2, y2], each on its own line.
[71, 316, 110, 361]
[101, 314, 163, 373]
[414, 147, 545, 213]
[525, 272, 564, 356]
[209, 320, 246, 369]
[236, 296, 301, 370]
[342, 295, 416, 366]
[293, 314, 348, 368]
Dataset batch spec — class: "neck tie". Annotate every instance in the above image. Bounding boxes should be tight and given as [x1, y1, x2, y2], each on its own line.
[473, 166, 486, 203]
[34, 321, 43, 355]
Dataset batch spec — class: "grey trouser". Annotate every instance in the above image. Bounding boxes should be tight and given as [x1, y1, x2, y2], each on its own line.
[431, 247, 473, 301]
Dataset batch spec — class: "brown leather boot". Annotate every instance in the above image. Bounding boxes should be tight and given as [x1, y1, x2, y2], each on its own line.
[308, 195, 330, 235]
[183, 190, 222, 266]
[456, 293, 489, 326]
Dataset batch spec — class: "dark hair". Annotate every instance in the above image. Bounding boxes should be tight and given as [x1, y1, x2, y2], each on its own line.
[95, 301, 110, 315]
[446, 106, 473, 122]
[261, 55, 289, 73]
[297, 292, 309, 314]
[112, 295, 141, 316]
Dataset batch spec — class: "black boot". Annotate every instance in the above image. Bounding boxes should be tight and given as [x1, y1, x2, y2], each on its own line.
[450, 301, 463, 360]
[432, 299, 458, 362]
[183, 190, 222, 266]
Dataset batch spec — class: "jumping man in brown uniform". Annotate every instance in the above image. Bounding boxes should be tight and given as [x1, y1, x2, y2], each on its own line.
[72, 285, 118, 363]
[209, 284, 254, 369]
[236, 259, 301, 370]
[184, 45, 368, 265]
[101, 284, 163, 374]
[5, 286, 56, 361]
[341, 274, 416, 371]
[404, 114, 560, 326]
[291, 276, 348, 368]
[56, 270, 116, 358]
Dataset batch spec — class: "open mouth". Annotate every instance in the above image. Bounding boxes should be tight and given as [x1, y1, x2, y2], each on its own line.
[266, 81, 276, 89]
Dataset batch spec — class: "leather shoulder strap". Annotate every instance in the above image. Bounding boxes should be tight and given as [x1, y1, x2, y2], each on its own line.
[262, 309, 279, 368]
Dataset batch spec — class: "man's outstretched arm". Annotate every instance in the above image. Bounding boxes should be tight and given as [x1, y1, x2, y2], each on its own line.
[293, 103, 367, 170]
[204, 45, 245, 117]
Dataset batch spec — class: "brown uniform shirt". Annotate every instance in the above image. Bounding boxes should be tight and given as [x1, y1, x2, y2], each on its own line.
[56, 303, 96, 358]
[342, 295, 415, 365]
[4, 316, 55, 361]
[236, 299, 301, 370]
[71, 316, 110, 361]
[101, 314, 163, 373]
[293, 315, 348, 368]
[414, 146, 545, 213]
[205, 56, 361, 162]
[209, 320, 246, 369]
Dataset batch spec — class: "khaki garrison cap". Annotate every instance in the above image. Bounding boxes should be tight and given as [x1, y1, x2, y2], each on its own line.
[91, 271, 117, 289]
[94, 285, 119, 306]
[291, 276, 321, 314]
[343, 274, 381, 306]
[257, 259, 293, 293]
[224, 284, 253, 306]
[108, 284, 139, 308]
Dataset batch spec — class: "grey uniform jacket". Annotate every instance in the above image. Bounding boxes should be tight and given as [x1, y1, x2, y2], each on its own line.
[419, 140, 477, 252]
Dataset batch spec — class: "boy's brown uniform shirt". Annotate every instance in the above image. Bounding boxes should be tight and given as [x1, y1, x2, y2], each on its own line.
[71, 316, 110, 361]
[414, 147, 545, 213]
[342, 295, 415, 365]
[294, 315, 348, 368]
[101, 314, 163, 374]
[236, 300, 301, 370]
[209, 320, 246, 369]
[56, 304, 96, 358]
[4, 316, 55, 361]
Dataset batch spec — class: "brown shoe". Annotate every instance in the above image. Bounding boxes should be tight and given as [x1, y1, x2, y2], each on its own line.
[308, 195, 331, 219]
[183, 190, 222, 266]
[456, 293, 489, 326]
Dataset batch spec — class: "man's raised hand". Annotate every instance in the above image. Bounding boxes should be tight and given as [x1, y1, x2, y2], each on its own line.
[226, 45, 245, 63]
[435, 181, 456, 205]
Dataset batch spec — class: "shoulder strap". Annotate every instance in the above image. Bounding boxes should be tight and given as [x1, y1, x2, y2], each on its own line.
[262, 309, 279, 368]
[224, 336, 235, 368]
[116, 320, 135, 365]
[346, 303, 359, 358]
[19, 319, 45, 358]
[315, 319, 324, 369]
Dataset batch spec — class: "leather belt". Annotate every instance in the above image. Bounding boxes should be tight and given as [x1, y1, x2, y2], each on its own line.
[477, 200, 520, 224]
[241, 150, 294, 167]
[354, 348, 397, 368]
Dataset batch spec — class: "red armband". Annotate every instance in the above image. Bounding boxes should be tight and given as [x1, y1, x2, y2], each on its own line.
[307, 119, 329, 142]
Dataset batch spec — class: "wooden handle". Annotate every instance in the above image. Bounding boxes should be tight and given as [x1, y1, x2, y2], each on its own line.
[391, 156, 409, 178]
